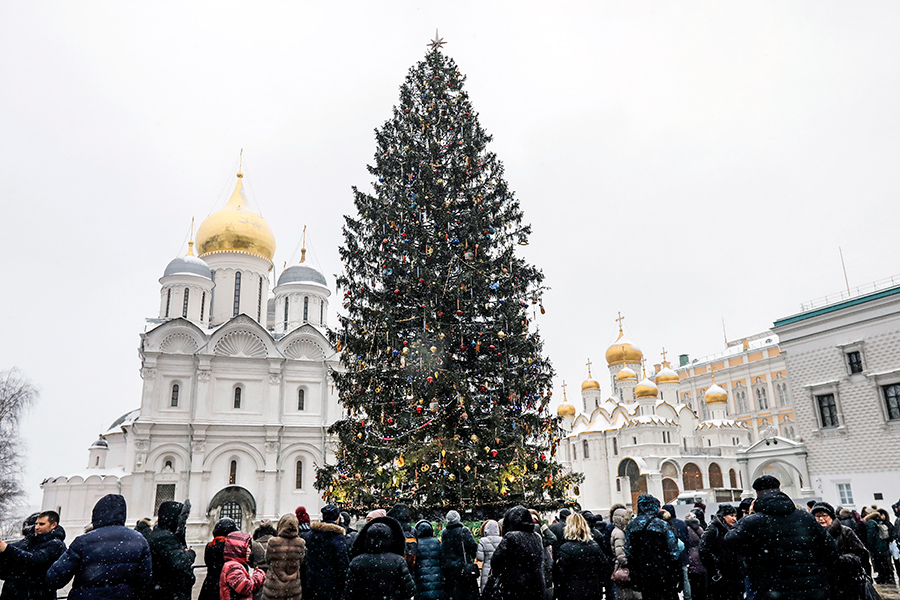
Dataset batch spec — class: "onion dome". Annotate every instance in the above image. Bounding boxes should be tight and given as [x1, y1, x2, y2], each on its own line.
[706, 383, 728, 404]
[557, 402, 576, 417]
[606, 330, 643, 365]
[635, 377, 659, 399]
[196, 171, 275, 263]
[616, 367, 637, 382]
[655, 365, 679, 385]
[278, 264, 327, 287]
[163, 242, 211, 280]
[89, 437, 108, 450]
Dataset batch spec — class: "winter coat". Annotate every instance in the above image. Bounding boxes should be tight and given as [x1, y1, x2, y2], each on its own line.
[47, 494, 153, 600]
[683, 517, 705, 575]
[221, 532, 266, 600]
[610, 508, 640, 600]
[387, 504, 418, 569]
[304, 521, 350, 600]
[549, 520, 567, 559]
[413, 520, 444, 600]
[662, 504, 690, 565]
[262, 514, 306, 600]
[489, 506, 546, 600]
[824, 518, 870, 600]
[440, 521, 477, 600]
[725, 490, 838, 600]
[476, 520, 502, 591]
[699, 516, 742, 600]
[553, 539, 609, 600]
[200, 518, 240, 600]
[864, 512, 892, 559]
[0, 524, 67, 600]
[345, 522, 416, 600]
[146, 501, 197, 600]
[625, 495, 681, 597]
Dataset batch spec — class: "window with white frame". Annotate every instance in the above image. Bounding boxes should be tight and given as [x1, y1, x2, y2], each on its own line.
[846, 351, 864, 374]
[776, 381, 789, 407]
[753, 379, 769, 410]
[817, 393, 839, 428]
[582, 440, 590, 459]
[883, 383, 900, 421]
[298, 388, 305, 411]
[837, 482, 854, 505]
[233, 386, 243, 409]
[170, 383, 179, 407]
[295, 460, 303, 489]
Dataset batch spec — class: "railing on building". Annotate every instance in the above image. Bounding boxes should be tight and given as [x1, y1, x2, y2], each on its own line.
[799, 274, 900, 312]
[681, 447, 722, 456]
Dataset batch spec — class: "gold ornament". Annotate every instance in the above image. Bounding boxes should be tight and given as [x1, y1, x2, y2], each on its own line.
[470, 434, 479, 443]
[498, 331, 506, 338]
[396, 455, 405, 467]
[421, 464, 430, 472]
[449, 474, 456, 481]
[430, 346, 437, 353]
[464, 465, 471, 472]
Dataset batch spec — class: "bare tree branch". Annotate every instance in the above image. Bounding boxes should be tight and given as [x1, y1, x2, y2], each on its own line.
[0, 368, 38, 528]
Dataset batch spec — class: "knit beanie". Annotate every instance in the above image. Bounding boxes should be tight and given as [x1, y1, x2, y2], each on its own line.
[295, 506, 311, 525]
[446, 510, 461, 524]
[811, 502, 836, 521]
[322, 504, 341, 523]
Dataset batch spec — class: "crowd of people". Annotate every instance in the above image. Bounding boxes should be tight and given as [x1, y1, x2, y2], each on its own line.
[1, 477, 899, 600]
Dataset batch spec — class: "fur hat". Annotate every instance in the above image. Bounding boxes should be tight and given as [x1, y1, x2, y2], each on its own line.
[295, 506, 311, 524]
[752, 475, 781, 492]
[716, 504, 737, 517]
[811, 502, 836, 520]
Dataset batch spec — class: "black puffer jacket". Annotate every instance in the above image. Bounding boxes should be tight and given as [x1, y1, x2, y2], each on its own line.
[725, 491, 838, 600]
[489, 506, 546, 600]
[345, 522, 415, 600]
[47, 494, 153, 600]
[699, 516, 743, 600]
[413, 520, 444, 600]
[199, 517, 239, 600]
[145, 501, 196, 600]
[552, 538, 609, 600]
[440, 521, 477, 572]
[387, 503, 418, 568]
[625, 494, 680, 596]
[0, 524, 67, 600]
[304, 521, 350, 600]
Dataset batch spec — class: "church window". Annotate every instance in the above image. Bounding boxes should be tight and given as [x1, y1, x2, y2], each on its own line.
[171, 384, 179, 407]
[229, 460, 237, 485]
[573, 445, 577, 460]
[632, 436, 637, 445]
[817, 394, 838, 428]
[233, 387, 242, 409]
[165, 289, 172, 317]
[709, 463, 724, 488]
[582, 440, 590, 459]
[154, 484, 176, 516]
[303, 297, 309, 322]
[295, 461, 303, 489]
[612, 438, 618, 455]
[298, 388, 305, 411]
[683, 463, 703, 490]
[182, 288, 190, 318]
[200, 292, 206, 321]
[284, 297, 290, 330]
[319, 300, 324, 325]
[616, 479, 621, 492]
[233, 272, 242, 317]
[165, 459, 173, 470]
[257, 278, 263, 322]
[95, 456, 99, 466]
[729, 468, 738, 488]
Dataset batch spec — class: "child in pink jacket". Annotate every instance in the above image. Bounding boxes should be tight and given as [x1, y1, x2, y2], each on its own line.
[220, 531, 265, 600]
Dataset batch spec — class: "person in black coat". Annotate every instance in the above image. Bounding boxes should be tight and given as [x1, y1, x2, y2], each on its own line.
[725, 476, 838, 600]
[47, 494, 153, 600]
[553, 513, 610, 600]
[662, 503, 691, 599]
[699, 505, 743, 600]
[198, 517, 239, 600]
[346, 520, 415, 600]
[413, 520, 444, 600]
[548, 508, 571, 559]
[0, 511, 67, 600]
[387, 503, 418, 569]
[145, 500, 197, 600]
[489, 505, 546, 600]
[304, 504, 350, 600]
[440, 510, 478, 600]
[625, 494, 681, 600]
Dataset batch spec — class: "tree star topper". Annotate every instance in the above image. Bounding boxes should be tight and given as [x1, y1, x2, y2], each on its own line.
[428, 29, 446, 51]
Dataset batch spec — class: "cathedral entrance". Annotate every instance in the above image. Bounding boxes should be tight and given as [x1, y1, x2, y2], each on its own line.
[618, 458, 647, 507]
[207, 486, 256, 532]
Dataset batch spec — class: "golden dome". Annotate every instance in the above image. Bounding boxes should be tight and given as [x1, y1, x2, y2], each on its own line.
[606, 331, 643, 366]
[635, 378, 659, 399]
[196, 172, 276, 263]
[582, 379, 600, 391]
[706, 383, 728, 404]
[557, 402, 577, 417]
[655, 366, 679, 385]
[616, 368, 637, 382]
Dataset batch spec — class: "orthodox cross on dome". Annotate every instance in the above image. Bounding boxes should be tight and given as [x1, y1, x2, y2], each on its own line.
[661, 347, 669, 367]
[615, 312, 625, 333]
[187, 217, 195, 256]
[586, 358, 593, 378]
[709, 364, 717, 384]
[561, 380, 568, 400]
[428, 29, 447, 51]
[641, 357, 647, 378]
[237, 148, 244, 178]
[300, 225, 307, 263]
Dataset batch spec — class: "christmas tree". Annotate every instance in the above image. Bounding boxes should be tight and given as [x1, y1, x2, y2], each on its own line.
[315, 38, 581, 515]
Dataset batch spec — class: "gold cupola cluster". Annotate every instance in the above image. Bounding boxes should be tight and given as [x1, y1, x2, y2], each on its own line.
[616, 367, 637, 382]
[196, 172, 276, 263]
[705, 382, 728, 404]
[655, 365, 679, 385]
[605, 329, 643, 366]
[635, 377, 659, 399]
[582, 360, 600, 391]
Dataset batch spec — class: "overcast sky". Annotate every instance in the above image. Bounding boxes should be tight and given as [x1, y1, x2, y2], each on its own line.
[3, 1, 900, 507]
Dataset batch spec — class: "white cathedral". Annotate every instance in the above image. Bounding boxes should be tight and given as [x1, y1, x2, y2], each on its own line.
[556, 327, 761, 511]
[41, 171, 342, 542]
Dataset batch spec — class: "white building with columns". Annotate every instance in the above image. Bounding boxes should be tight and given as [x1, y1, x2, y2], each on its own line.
[41, 170, 342, 542]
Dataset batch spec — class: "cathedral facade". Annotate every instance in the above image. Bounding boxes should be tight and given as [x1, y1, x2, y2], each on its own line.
[41, 171, 341, 542]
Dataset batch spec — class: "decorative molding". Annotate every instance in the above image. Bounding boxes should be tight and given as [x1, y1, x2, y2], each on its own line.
[141, 367, 157, 380]
[265, 441, 280, 454]
[269, 373, 282, 385]
[134, 440, 150, 451]
[191, 441, 206, 454]
[160, 332, 199, 355]
[284, 339, 325, 361]
[198, 370, 211, 383]
[215, 331, 268, 358]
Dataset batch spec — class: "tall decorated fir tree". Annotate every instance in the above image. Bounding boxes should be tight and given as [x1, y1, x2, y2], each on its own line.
[316, 39, 581, 514]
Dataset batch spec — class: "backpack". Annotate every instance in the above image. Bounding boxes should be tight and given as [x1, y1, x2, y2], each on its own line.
[879, 522, 891, 540]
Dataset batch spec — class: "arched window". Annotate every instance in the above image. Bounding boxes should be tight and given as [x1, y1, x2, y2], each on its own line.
[284, 297, 290, 329]
[709, 463, 724, 488]
[303, 296, 309, 322]
[233, 271, 242, 317]
[298, 389, 305, 411]
[229, 460, 237, 485]
[257, 278, 263, 322]
[200, 291, 206, 321]
[233, 387, 242, 409]
[295, 460, 303, 489]
[319, 301, 324, 325]
[683, 463, 703, 491]
[171, 383, 179, 407]
[165, 459, 173, 470]
[729, 468, 738, 488]
[582, 440, 590, 459]
[756, 386, 768, 410]
[612, 438, 618, 455]
[662, 478, 680, 503]
[777, 382, 788, 407]
[165, 288, 172, 317]
[182, 288, 190, 317]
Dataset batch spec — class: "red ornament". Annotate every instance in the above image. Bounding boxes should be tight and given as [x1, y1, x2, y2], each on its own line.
[419, 278, 425, 283]
[427, 377, 434, 383]
[387, 418, 394, 424]
[456, 310, 463, 316]
[491, 450, 498, 457]
[540, 454, 546, 461]
[394, 289, 400, 294]
[416, 406, 423, 413]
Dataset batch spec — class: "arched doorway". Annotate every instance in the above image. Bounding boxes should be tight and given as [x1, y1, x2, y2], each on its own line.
[709, 463, 724, 488]
[662, 478, 680, 503]
[752, 461, 803, 498]
[683, 463, 703, 491]
[618, 458, 647, 507]
[207, 486, 256, 531]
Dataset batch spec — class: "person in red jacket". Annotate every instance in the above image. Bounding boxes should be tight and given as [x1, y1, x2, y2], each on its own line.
[221, 531, 265, 600]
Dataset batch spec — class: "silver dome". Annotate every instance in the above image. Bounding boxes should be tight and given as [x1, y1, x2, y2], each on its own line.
[278, 265, 327, 287]
[89, 438, 109, 449]
[163, 255, 212, 280]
